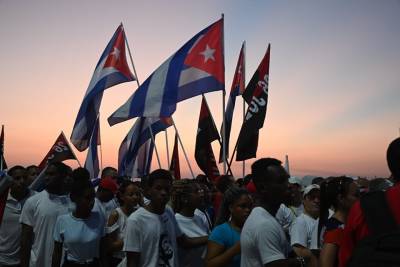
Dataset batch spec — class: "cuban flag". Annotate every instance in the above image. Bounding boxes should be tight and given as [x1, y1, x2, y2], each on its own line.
[84, 116, 100, 179]
[108, 18, 224, 126]
[71, 24, 135, 151]
[131, 139, 154, 178]
[118, 117, 172, 176]
[219, 43, 245, 162]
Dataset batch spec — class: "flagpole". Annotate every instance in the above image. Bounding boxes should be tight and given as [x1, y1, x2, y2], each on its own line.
[242, 41, 246, 178]
[0, 125, 4, 171]
[165, 129, 170, 166]
[149, 126, 162, 169]
[171, 118, 195, 178]
[98, 114, 103, 174]
[221, 13, 227, 175]
[62, 131, 81, 167]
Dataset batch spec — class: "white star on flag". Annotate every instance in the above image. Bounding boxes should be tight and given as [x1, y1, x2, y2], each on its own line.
[199, 44, 215, 63]
[110, 47, 120, 60]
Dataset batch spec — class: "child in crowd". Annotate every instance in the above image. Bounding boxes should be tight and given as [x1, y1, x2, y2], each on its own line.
[52, 178, 106, 267]
[123, 169, 207, 267]
[206, 186, 253, 267]
[172, 179, 210, 267]
[106, 180, 142, 266]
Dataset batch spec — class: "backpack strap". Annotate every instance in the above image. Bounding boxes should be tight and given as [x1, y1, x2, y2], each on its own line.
[360, 190, 397, 235]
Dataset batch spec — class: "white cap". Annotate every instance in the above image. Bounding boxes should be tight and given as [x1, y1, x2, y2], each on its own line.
[303, 184, 320, 197]
[289, 176, 302, 185]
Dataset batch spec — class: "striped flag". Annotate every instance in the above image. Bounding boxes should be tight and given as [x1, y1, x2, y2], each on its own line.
[219, 43, 245, 162]
[108, 18, 224, 125]
[71, 24, 135, 151]
[118, 117, 172, 177]
[84, 117, 100, 179]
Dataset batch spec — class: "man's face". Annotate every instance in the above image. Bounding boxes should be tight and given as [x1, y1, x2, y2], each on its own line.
[260, 165, 290, 205]
[26, 167, 39, 185]
[303, 189, 320, 216]
[10, 169, 29, 195]
[148, 179, 172, 209]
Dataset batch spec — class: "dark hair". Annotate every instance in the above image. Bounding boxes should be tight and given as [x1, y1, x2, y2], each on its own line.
[26, 165, 38, 171]
[116, 180, 138, 206]
[8, 165, 26, 177]
[216, 175, 234, 193]
[48, 162, 71, 178]
[318, 176, 354, 246]
[251, 158, 282, 187]
[171, 179, 197, 213]
[215, 186, 250, 226]
[311, 177, 324, 185]
[387, 138, 400, 181]
[101, 166, 117, 178]
[147, 169, 173, 187]
[72, 167, 90, 182]
[70, 178, 93, 201]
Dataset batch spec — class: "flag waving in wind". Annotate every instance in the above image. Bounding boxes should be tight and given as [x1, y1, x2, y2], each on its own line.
[118, 117, 172, 176]
[84, 116, 100, 179]
[169, 134, 181, 180]
[71, 24, 135, 151]
[108, 18, 224, 125]
[236, 44, 270, 161]
[38, 132, 77, 170]
[219, 43, 245, 163]
[195, 96, 220, 182]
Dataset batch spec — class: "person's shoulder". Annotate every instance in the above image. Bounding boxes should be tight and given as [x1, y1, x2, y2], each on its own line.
[212, 222, 230, 234]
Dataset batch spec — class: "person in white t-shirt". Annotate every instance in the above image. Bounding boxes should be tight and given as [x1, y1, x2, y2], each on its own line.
[20, 162, 72, 267]
[290, 184, 320, 267]
[172, 179, 209, 267]
[241, 158, 309, 267]
[106, 180, 142, 266]
[0, 166, 34, 267]
[123, 169, 208, 267]
[52, 178, 106, 267]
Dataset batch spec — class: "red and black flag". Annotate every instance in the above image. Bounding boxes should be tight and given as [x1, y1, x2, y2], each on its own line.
[195, 96, 220, 182]
[236, 44, 270, 161]
[169, 134, 181, 180]
[38, 131, 77, 170]
[0, 125, 7, 171]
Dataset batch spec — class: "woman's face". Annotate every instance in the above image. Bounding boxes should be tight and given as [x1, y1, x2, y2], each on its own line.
[122, 184, 141, 208]
[342, 182, 360, 211]
[230, 194, 253, 227]
[76, 187, 96, 215]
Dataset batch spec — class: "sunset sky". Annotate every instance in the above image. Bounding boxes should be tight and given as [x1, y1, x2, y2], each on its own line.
[1, 0, 399, 178]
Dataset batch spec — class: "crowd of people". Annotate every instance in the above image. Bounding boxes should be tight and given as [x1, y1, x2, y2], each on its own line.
[0, 137, 399, 267]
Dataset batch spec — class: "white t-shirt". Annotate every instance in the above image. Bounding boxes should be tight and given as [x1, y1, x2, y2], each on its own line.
[53, 212, 105, 262]
[123, 207, 182, 267]
[194, 209, 212, 233]
[106, 207, 129, 259]
[175, 213, 209, 267]
[241, 207, 289, 267]
[275, 204, 296, 232]
[289, 213, 318, 249]
[20, 190, 71, 267]
[0, 191, 34, 265]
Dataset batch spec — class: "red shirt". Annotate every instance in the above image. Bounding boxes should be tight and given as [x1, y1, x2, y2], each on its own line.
[338, 183, 400, 267]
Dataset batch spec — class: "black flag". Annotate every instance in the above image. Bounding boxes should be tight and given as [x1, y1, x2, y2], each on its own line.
[236, 44, 270, 161]
[195, 96, 220, 182]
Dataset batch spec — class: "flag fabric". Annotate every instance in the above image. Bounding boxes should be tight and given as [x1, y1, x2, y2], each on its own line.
[169, 134, 181, 180]
[195, 96, 220, 182]
[131, 139, 154, 179]
[108, 18, 224, 126]
[236, 44, 270, 161]
[118, 117, 172, 177]
[219, 43, 245, 163]
[0, 171, 12, 226]
[84, 117, 100, 179]
[38, 132, 77, 170]
[0, 125, 7, 170]
[71, 24, 135, 151]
